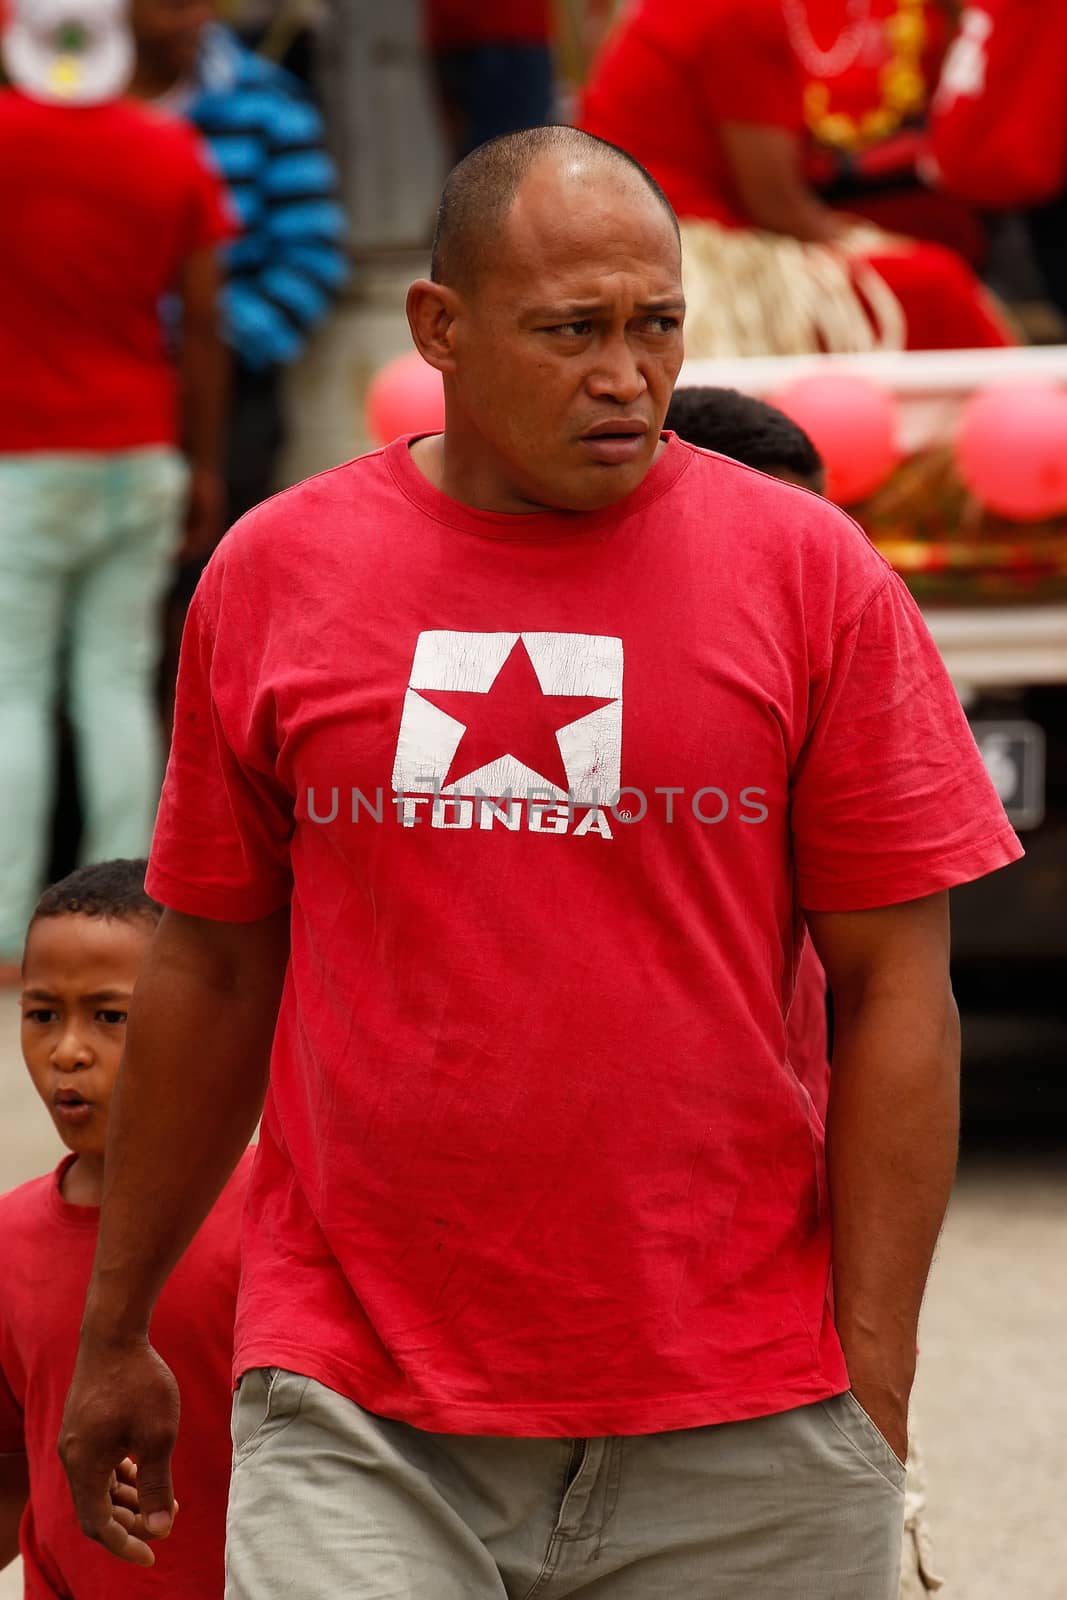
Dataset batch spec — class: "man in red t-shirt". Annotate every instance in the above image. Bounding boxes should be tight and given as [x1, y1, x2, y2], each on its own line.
[0, 859, 249, 1597]
[0, 0, 232, 981]
[60, 126, 1019, 1596]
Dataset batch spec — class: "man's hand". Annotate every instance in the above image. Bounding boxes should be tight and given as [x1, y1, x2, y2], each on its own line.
[59, 1335, 181, 1567]
[847, 1366, 910, 1467]
[179, 466, 225, 563]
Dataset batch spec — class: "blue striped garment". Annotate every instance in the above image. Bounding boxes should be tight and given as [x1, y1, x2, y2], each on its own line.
[188, 26, 349, 371]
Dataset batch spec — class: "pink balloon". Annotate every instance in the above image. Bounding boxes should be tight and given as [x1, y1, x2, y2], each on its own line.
[770, 372, 899, 504]
[956, 382, 1067, 521]
[365, 352, 445, 446]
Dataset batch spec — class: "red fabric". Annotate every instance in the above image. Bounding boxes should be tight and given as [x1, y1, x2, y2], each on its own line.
[0, 1154, 251, 1598]
[581, 0, 951, 227]
[147, 436, 1020, 1437]
[580, 1, 1009, 349]
[799, 0, 950, 158]
[867, 241, 1014, 348]
[786, 939, 831, 1119]
[581, 0, 802, 227]
[930, 0, 1067, 209]
[425, 0, 551, 49]
[0, 92, 233, 453]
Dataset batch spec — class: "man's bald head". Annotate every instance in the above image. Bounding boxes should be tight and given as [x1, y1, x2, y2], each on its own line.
[430, 125, 679, 294]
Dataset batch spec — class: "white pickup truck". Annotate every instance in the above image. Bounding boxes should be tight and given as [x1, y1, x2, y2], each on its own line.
[681, 346, 1067, 987]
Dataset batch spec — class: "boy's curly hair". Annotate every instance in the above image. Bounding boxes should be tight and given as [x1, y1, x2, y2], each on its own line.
[31, 859, 162, 926]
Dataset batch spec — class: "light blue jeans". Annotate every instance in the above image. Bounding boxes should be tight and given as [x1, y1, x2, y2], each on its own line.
[0, 448, 186, 958]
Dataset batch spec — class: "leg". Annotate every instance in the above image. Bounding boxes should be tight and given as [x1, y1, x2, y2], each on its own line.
[225, 359, 285, 527]
[461, 44, 556, 154]
[67, 448, 184, 865]
[225, 1370, 572, 1600]
[545, 1394, 904, 1600]
[161, 362, 283, 726]
[865, 243, 1016, 350]
[0, 457, 82, 959]
[1026, 190, 1067, 319]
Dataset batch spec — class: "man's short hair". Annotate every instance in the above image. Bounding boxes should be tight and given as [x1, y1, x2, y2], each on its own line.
[665, 387, 824, 486]
[430, 125, 680, 291]
[31, 859, 162, 927]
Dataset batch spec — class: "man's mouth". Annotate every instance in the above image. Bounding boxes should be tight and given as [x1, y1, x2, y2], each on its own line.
[579, 420, 650, 464]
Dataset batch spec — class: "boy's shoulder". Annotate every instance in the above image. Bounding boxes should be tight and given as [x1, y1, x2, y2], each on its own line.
[0, 1167, 60, 1228]
[0, 1169, 70, 1312]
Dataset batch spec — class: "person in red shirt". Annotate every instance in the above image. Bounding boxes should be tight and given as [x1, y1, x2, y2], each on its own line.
[929, 0, 1067, 320]
[0, 859, 250, 1596]
[0, 0, 232, 983]
[580, 0, 1013, 354]
[60, 127, 1018, 1595]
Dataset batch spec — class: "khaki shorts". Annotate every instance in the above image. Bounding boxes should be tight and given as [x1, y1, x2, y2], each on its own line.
[225, 1369, 906, 1598]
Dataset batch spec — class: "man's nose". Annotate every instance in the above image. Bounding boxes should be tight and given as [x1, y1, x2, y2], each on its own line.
[587, 338, 648, 404]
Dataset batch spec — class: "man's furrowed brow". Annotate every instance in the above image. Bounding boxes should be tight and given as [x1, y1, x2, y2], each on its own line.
[525, 297, 686, 321]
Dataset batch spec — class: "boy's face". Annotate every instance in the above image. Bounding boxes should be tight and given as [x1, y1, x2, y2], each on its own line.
[20, 914, 153, 1162]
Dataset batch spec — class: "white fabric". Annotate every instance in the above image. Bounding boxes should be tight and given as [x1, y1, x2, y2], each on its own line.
[2, 0, 133, 105]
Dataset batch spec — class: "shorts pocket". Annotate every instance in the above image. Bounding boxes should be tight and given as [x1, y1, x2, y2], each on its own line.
[823, 1391, 907, 1492]
[231, 1367, 308, 1466]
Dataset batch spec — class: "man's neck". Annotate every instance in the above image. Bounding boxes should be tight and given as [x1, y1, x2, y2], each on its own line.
[410, 434, 555, 516]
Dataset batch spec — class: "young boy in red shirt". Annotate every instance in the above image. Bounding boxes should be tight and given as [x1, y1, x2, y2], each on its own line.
[0, 860, 249, 1596]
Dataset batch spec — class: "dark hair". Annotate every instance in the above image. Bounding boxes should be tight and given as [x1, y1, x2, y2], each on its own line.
[31, 859, 162, 928]
[665, 387, 824, 487]
[430, 125, 679, 291]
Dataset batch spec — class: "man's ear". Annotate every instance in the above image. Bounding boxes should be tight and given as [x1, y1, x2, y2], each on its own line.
[406, 279, 462, 375]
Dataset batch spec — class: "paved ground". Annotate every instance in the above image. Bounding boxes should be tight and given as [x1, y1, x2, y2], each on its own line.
[1, 981, 1064, 1597]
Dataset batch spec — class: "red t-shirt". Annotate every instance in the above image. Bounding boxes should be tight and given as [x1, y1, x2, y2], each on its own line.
[0, 92, 232, 453]
[787, 939, 831, 1119]
[930, 0, 1067, 209]
[424, 0, 551, 49]
[580, 0, 948, 226]
[147, 436, 1021, 1437]
[0, 1153, 251, 1598]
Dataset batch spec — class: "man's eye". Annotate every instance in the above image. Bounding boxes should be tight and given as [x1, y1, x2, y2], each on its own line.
[25, 1009, 57, 1024]
[644, 315, 679, 334]
[97, 1010, 128, 1026]
[546, 321, 593, 337]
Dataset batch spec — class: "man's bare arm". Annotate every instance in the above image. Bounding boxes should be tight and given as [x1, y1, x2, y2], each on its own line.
[59, 905, 289, 1567]
[718, 122, 848, 242]
[807, 889, 960, 1464]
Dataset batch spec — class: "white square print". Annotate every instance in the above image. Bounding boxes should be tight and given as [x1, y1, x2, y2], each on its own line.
[392, 630, 623, 801]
